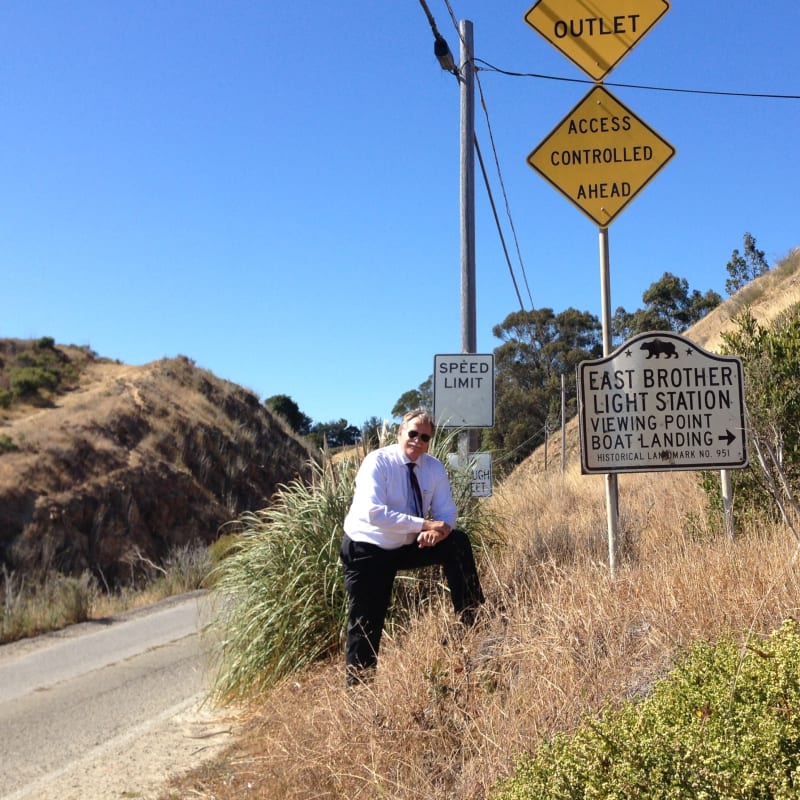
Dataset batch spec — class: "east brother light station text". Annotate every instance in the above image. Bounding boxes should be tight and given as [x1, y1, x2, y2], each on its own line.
[585, 365, 735, 455]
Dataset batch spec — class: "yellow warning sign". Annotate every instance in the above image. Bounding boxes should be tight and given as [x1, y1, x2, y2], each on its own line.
[527, 85, 675, 227]
[524, 0, 671, 81]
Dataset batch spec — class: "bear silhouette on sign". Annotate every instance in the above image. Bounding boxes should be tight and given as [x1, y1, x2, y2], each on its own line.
[639, 339, 678, 359]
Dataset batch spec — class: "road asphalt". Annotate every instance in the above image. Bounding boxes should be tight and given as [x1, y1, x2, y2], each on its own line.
[0, 591, 222, 799]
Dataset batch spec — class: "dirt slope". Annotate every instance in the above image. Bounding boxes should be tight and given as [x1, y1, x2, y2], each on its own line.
[688, 246, 800, 351]
[0, 346, 316, 585]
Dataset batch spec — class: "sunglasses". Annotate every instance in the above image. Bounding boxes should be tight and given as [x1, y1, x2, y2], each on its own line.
[407, 430, 431, 443]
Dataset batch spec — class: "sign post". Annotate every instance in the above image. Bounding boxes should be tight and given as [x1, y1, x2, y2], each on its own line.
[523, 0, 673, 572]
[435, 353, 495, 499]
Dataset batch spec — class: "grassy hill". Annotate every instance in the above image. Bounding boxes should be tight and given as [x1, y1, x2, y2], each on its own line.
[163, 247, 800, 799]
[0, 341, 316, 586]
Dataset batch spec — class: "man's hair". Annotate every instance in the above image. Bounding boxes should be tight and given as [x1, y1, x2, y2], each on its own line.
[400, 408, 434, 431]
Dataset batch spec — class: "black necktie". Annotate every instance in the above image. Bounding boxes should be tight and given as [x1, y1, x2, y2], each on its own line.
[407, 462, 423, 517]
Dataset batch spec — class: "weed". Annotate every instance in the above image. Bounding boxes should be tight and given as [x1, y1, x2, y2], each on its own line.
[0, 434, 18, 453]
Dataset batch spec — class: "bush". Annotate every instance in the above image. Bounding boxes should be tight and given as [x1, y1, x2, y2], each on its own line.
[2, 569, 97, 643]
[9, 365, 59, 398]
[492, 619, 800, 800]
[704, 304, 800, 527]
[160, 542, 212, 595]
[206, 532, 241, 567]
[0, 434, 18, 453]
[208, 456, 354, 700]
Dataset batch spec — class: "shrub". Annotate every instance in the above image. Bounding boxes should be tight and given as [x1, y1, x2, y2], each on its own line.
[206, 532, 241, 566]
[704, 304, 800, 527]
[492, 618, 800, 800]
[120, 541, 212, 599]
[9, 365, 59, 398]
[160, 542, 212, 595]
[0, 434, 18, 453]
[208, 456, 353, 700]
[2, 569, 97, 643]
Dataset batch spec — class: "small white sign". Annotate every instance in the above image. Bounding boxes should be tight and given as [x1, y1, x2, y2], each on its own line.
[434, 354, 494, 429]
[448, 452, 493, 498]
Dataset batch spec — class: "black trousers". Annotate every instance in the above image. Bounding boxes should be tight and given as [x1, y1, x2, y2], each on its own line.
[339, 530, 484, 680]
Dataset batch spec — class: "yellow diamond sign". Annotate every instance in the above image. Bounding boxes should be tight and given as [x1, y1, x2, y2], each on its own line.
[527, 85, 675, 227]
[524, 0, 670, 81]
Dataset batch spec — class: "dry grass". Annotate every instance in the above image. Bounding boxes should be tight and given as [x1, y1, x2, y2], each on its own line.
[1, 542, 211, 643]
[164, 459, 800, 799]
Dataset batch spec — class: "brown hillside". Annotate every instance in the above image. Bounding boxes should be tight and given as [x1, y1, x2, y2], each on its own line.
[688, 245, 800, 351]
[0, 343, 316, 586]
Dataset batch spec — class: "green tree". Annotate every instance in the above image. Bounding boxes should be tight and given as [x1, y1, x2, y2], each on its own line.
[613, 272, 721, 341]
[487, 307, 602, 467]
[309, 419, 360, 449]
[360, 416, 386, 450]
[9, 366, 59, 398]
[392, 375, 433, 419]
[707, 304, 800, 524]
[264, 394, 312, 436]
[725, 232, 770, 295]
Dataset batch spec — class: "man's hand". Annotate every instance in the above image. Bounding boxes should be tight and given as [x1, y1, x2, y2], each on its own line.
[417, 520, 452, 548]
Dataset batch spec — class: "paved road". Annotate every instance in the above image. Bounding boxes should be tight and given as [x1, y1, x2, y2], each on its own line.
[0, 591, 217, 799]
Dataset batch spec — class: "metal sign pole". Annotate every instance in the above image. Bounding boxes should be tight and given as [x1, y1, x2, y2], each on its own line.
[599, 226, 620, 574]
[561, 373, 566, 475]
[721, 469, 734, 538]
[522, 2, 675, 576]
[459, 20, 476, 357]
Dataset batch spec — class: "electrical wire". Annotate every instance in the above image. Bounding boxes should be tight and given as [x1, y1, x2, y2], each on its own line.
[420, 4, 800, 318]
[474, 78, 534, 309]
[438, 0, 535, 311]
[420, 0, 531, 311]
[490, 421, 553, 469]
[442, 0, 459, 32]
[474, 58, 800, 100]
[474, 133, 526, 311]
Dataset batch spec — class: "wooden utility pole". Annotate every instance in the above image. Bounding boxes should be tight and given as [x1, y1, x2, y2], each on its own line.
[459, 20, 480, 457]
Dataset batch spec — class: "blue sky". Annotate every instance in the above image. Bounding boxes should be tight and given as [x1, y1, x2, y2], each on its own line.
[2, 2, 798, 429]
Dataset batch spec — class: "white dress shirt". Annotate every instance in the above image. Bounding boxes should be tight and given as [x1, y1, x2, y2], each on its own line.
[343, 443, 458, 549]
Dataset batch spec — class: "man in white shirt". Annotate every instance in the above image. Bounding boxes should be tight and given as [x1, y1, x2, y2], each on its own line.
[340, 409, 484, 686]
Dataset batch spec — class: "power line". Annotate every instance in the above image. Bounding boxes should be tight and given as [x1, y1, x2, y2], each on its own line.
[474, 77, 534, 310]
[474, 58, 800, 100]
[473, 133, 526, 311]
[433, 2, 535, 312]
[419, 5, 800, 320]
